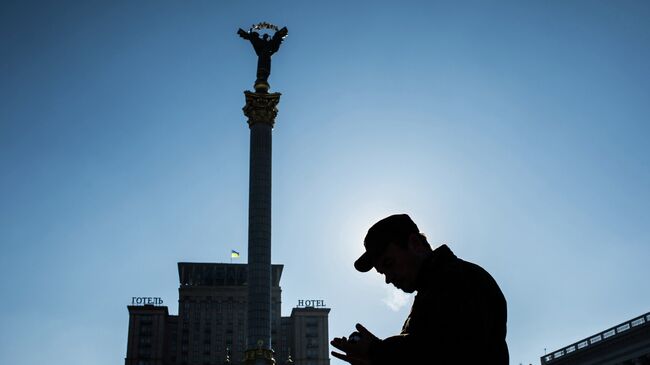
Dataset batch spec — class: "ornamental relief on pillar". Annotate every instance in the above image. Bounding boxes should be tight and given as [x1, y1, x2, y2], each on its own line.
[243, 91, 281, 127]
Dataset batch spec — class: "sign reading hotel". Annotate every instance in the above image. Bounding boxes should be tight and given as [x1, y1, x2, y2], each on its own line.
[297, 299, 326, 308]
[131, 297, 164, 306]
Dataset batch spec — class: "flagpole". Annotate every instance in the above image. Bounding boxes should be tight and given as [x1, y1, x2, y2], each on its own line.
[230, 249, 240, 264]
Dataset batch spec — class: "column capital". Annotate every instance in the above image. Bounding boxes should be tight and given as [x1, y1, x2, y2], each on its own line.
[243, 91, 282, 128]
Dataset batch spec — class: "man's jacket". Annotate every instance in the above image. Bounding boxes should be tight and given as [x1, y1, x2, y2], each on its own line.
[368, 244, 509, 365]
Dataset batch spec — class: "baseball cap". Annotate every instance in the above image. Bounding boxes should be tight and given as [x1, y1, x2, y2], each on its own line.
[354, 214, 420, 272]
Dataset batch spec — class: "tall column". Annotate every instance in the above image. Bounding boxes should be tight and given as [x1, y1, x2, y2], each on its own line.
[243, 90, 281, 365]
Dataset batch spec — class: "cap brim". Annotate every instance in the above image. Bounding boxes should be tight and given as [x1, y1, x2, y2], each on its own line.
[354, 252, 373, 272]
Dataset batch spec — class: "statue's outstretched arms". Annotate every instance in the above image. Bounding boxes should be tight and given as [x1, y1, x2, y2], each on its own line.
[237, 28, 250, 39]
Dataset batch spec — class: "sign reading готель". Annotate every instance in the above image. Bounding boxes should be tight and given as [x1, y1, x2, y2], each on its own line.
[131, 297, 164, 306]
[297, 299, 326, 308]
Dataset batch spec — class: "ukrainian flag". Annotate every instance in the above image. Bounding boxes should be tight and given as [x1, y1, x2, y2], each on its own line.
[231, 250, 240, 258]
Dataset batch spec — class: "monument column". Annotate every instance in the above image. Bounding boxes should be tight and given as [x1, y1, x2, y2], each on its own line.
[243, 91, 280, 365]
[239, 22, 287, 365]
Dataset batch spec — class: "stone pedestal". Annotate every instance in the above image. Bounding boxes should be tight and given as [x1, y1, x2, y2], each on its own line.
[244, 347, 276, 365]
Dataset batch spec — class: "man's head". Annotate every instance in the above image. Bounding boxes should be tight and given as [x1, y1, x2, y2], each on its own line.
[355, 214, 432, 293]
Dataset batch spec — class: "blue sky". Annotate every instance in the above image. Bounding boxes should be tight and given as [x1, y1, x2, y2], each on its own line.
[1, 1, 649, 364]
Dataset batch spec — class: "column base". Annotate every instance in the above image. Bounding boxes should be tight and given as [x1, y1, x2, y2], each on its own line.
[243, 348, 275, 365]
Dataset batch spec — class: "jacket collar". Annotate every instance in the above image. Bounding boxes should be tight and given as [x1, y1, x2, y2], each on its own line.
[415, 244, 457, 290]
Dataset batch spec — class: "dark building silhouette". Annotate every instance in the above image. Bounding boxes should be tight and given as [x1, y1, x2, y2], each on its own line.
[542, 311, 650, 365]
[284, 307, 331, 365]
[125, 263, 330, 365]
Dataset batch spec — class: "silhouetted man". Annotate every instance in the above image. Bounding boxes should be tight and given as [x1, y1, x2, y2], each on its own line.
[331, 214, 508, 365]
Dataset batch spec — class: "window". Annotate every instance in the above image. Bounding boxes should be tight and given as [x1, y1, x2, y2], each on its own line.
[632, 317, 645, 327]
[589, 335, 602, 344]
[305, 319, 318, 328]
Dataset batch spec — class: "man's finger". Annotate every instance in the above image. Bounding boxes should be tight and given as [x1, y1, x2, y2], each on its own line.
[331, 341, 357, 353]
[355, 323, 373, 337]
[331, 351, 351, 362]
[332, 351, 368, 365]
[330, 338, 351, 352]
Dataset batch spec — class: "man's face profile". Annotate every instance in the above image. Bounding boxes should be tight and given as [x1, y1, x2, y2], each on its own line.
[372, 240, 421, 293]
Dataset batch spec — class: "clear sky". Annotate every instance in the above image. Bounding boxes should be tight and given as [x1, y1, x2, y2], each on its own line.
[1, 1, 649, 364]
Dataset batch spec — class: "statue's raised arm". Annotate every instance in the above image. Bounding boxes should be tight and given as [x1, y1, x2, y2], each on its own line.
[269, 27, 288, 53]
[273, 27, 288, 42]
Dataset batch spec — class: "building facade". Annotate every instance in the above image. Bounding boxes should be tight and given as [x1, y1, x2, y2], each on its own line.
[542, 311, 650, 365]
[284, 307, 330, 365]
[125, 263, 330, 365]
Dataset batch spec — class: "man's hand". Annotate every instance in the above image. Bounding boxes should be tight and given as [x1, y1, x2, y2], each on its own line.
[330, 323, 379, 365]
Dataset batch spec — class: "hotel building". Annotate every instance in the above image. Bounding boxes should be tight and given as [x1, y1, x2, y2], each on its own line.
[125, 263, 330, 365]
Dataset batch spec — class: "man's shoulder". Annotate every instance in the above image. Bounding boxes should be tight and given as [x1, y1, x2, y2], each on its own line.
[425, 246, 502, 292]
[432, 245, 493, 274]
